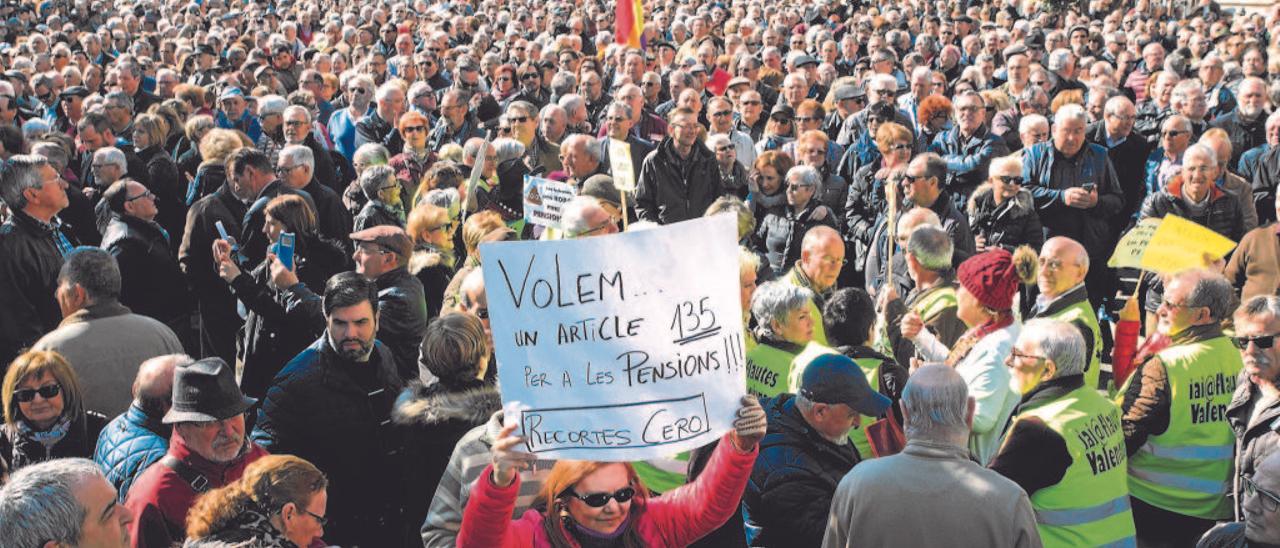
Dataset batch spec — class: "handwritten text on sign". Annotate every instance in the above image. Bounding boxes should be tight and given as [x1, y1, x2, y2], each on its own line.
[523, 175, 577, 229]
[479, 215, 746, 460]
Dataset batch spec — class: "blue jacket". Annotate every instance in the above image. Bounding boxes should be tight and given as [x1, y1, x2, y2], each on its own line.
[1021, 142, 1125, 256]
[93, 404, 170, 502]
[928, 125, 1010, 198]
[215, 110, 262, 143]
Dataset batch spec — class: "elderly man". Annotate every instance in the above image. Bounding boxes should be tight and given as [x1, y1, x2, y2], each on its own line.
[598, 102, 655, 183]
[635, 107, 721, 224]
[125, 358, 267, 547]
[993, 86, 1049, 151]
[745, 353, 891, 547]
[282, 105, 339, 193]
[559, 133, 607, 185]
[612, 82, 668, 143]
[780, 225, 846, 347]
[560, 195, 619, 238]
[1228, 195, 1280, 302]
[836, 74, 913, 148]
[1199, 451, 1280, 545]
[929, 91, 1009, 205]
[990, 319, 1136, 546]
[229, 148, 309, 268]
[823, 365, 1040, 547]
[329, 75, 375, 161]
[1238, 111, 1280, 184]
[214, 87, 261, 142]
[1088, 96, 1152, 222]
[252, 273, 406, 547]
[0, 458, 135, 547]
[349, 225, 427, 381]
[1144, 115, 1195, 199]
[884, 225, 967, 364]
[1213, 77, 1270, 170]
[1023, 104, 1124, 314]
[116, 61, 158, 114]
[1132, 69, 1177, 144]
[539, 104, 569, 144]
[99, 179, 190, 331]
[1018, 114, 1051, 151]
[102, 92, 137, 144]
[0, 155, 76, 365]
[508, 100, 559, 174]
[278, 145, 350, 245]
[1118, 270, 1241, 543]
[354, 165, 404, 230]
[707, 96, 756, 168]
[1026, 237, 1104, 391]
[1227, 296, 1280, 521]
[355, 82, 406, 151]
[94, 354, 187, 501]
[1199, 130, 1259, 232]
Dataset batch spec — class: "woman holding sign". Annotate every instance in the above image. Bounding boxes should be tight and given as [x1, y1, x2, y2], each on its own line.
[456, 396, 767, 548]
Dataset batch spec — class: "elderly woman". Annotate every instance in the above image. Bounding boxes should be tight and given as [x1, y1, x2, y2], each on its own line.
[755, 165, 837, 274]
[847, 122, 913, 282]
[390, 111, 436, 196]
[176, 114, 216, 180]
[755, 104, 795, 155]
[395, 312, 501, 546]
[745, 280, 819, 398]
[746, 151, 794, 229]
[133, 113, 185, 237]
[213, 195, 349, 399]
[1, 350, 107, 472]
[184, 455, 329, 547]
[966, 154, 1044, 252]
[904, 247, 1037, 464]
[708, 133, 750, 198]
[407, 202, 457, 318]
[342, 143, 392, 216]
[354, 164, 406, 230]
[188, 128, 253, 205]
[457, 396, 765, 547]
[917, 95, 953, 151]
[739, 247, 763, 353]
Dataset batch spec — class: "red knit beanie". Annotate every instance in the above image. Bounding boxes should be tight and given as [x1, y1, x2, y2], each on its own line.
[957, 248, 1038, 311]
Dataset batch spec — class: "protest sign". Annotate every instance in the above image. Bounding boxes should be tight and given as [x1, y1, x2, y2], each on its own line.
[608, 138, 637, 192]
[523, 176, 577, 229]
[479, 215, 747, 461]
[1107, 215, 1236, 275]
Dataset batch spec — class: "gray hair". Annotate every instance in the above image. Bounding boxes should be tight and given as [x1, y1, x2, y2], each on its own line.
[94, 147, 127, 170]
[907, 225, 953, 271]
[1047, 48, 1075, 72]
[706, 133, 732, 150]
[353, 143, 390, 167]
[901, 364, 971, 441]
[506, 100, 537, 119]
[1182, 269, 1236, 322]
[1236, 295, 1280, 324]
[563, 134, 602, 164]
[0, 458, 106, 546]
[0, 154, 52, 211]
[1020, 318, 1087, 378]
[1020, 114, 1049, 134]
[750, 280, 813, 340]
[104, 90, 134, 112]
[257, 95, 288, 117]
[59, 246, 121, 303]
[560, 195, 606, 237]
[558, 93, 585, 114]
[492, 137, 526, 164]
[282, 104, 312, 123]
[550, 72, 578, 97]
[607, 101, 633, 120]
[786, 165, 822, 189]
[375, 81, 404, 104]
[1055, 104, 1087, 126]
[32, 141, 69, 171]
[279, 145, 314, 172]
[359, 164, 396, 200]
[1183, 143, 1218, 167]
[1171, 79, 1204, 104]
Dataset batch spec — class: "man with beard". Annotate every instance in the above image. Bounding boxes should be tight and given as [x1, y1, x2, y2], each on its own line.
[124, 358, 267, 547]
[252, 272, 405, 547]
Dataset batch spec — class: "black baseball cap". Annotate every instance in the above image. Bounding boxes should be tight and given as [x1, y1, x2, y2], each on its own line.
[798, 354, 891, 417]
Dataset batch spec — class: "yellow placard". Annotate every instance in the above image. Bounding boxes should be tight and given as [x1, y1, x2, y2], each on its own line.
[1108, 215, 1237, 275]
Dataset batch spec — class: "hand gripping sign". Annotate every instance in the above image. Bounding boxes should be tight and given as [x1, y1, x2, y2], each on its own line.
[479, 214, 747, 461]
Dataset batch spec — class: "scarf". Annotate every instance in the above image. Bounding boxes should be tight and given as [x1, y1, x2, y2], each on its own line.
[567, 513, 635, 548]
[215, 508, 298, 547]
[945, 315, 1013, 367]
[16, 413, 73, 450]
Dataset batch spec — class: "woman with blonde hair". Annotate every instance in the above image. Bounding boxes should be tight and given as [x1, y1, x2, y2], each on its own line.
[0, 350, 107, 473]
[406, 202, 457, 318]
[189, 128, 251, 205]
[133, 112, 186, 236]
[185, 455, 329, 547]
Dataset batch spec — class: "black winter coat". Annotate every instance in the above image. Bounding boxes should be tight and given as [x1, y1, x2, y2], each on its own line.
[101, 215, 191, 324]
[1086, 121, 1152, 224]
[231, 235, 348, 399]
[354, 200, 405, 231]
[845, 162, 893, 269]
[743, 395, 859, 548]
[1212, 109, 1268, 169]
[409, 247, 454, 319]
[392, 380, 501, 548]
[755, 202, 837, 274]
[251, 337, 405, 547]
[375, 267, 430, 382]
[0, 211, 77, 366]
[137, 145, 187, 239]
[966, 184, 1045, 252]
[178, 182, 247, 365]
[0, 411, 108, 472]
[301, 180, 353, 249]
[635, 138, 724, 225]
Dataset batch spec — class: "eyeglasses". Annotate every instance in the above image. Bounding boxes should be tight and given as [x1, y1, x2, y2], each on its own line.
[498, 126, 512, 134]
[126, 190, 155, 202]
[402, 125, 426, 134]
[508, 116, 530, 124]
[887, 143, 913, 153]
[710, 110, 733, 117]
[1231, 333, 1280, 350]
[568, 486, 635, 508]
[348, 87, 368, 94]
[795, 116, 818, 123]
[275, 165, 302, 176]
[284, 120, 309, 127]
[1009, 349, 1048, 363]
[1242, 474, 1280, 512]
[786, 183, 814, 191]
[996, 175, 1025, 186]
[13, 383, 61, 403]
[902, 174, 930, 183]
[302, 509, 329, 526]
[1162, 130, 1189, 138]
[1162, 299, 1202, 311]
[521, 73, 539, 80]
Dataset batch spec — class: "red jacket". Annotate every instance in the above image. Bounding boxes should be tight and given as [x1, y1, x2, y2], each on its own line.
[458, 433, 757, 548]
[124, 431, 269, 548]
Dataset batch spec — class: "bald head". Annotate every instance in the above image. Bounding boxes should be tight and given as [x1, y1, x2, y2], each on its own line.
[899, 206, 942, 235]
[799, 225, 844, 292]
[1038, 237, 1089, 298]
[134, 354, 190, 418]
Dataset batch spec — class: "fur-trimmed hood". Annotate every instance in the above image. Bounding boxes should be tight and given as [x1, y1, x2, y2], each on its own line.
[392, 381, 503, 426]
[409, 246, 452, 276]
[967, 182, 1035, 218]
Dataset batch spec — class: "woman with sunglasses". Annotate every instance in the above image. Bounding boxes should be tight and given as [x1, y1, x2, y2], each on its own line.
[846, 122, 913, 286]
[407, 202, 457, 318]
[458, 395, 765, 548]
[0, 350, 107, 473]
[185, 455, 329, 548]
[966, 154, 1044, 253]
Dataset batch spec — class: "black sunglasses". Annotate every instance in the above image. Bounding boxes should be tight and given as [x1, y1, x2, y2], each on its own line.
[1232, 334, 1280, 350]
[1243, 474, 1280, 512]
[13, 384, 61, 403]
[568, 486, 635, 507]
[996, 175, 1025, 186]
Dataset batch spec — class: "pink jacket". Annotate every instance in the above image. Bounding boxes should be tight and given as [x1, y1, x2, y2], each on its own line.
[458, 433, 757, 548]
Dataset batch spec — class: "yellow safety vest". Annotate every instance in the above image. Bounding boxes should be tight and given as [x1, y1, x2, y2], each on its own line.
[1118, 336, 1241, 520]
[783, 268, 829, 346]
[788, 344, 883, 460]
[1042, 299, 1104, 391]
[1011, 384, 1136, 547]
[746, 342, 805, 398]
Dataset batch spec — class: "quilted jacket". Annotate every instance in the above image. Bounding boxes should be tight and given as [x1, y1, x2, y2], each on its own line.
[93, 404, 170, 502]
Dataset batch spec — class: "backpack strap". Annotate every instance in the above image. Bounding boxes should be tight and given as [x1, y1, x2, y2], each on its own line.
[160, 455, 211, 493]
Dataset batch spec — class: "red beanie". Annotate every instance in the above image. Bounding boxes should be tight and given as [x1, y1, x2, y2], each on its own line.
[957, 248, 1037, 311]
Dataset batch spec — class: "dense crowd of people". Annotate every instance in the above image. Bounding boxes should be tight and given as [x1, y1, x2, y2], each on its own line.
[1, 0, 1280, 546]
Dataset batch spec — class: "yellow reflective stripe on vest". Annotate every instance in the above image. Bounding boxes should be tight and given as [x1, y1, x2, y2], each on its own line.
[1128, 468, 1231, 496]
[1035, 495, 1131, 527]
[914, 287, 957, 324]
[1138, 441, 1234, 460]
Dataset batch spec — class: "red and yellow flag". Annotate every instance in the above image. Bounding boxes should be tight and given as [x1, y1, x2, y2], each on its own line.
[615, 0, 644, 49]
